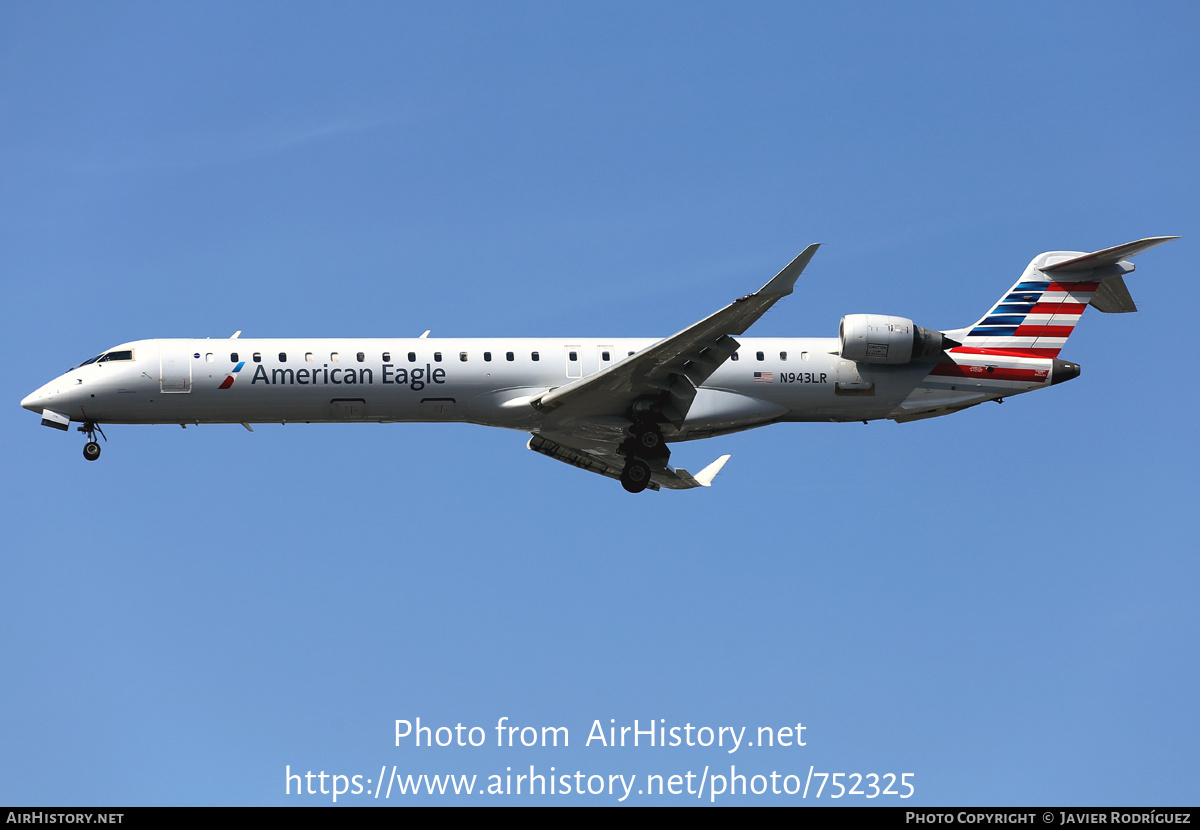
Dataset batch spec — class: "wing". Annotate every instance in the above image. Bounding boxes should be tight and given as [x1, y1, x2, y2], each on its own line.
[528, 433, 730, 491]
[530, 244, 820, 425]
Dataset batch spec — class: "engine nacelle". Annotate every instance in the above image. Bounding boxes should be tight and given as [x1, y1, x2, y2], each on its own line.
[839, 314, 955, 364]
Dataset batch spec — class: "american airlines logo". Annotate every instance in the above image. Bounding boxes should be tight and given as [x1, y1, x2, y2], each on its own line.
[230, 363, 448, 391]
[218, 361, 245, 389]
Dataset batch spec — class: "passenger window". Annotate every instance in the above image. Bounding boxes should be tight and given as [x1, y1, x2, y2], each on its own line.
[357, 352, 365, 362]
[330, 352, 339, 362]
[506, 352, 514, 362]
[408, 352, 416, 363]
[731, 353, 739, 361]
[532, 352, 540, 361]
[780, 351, 787, 361]
[756, 351, 764, 361]
[459, 352, 468, 362]
[434, 352, 442, 362]
[278, 352, 287, 362]
[484, 352, 492, 362]
[231, 353, 239, 362]
[383, 352, 391, 362]
[253, 353, 262, 363]
[205, 353, 214, 363]
[602, 351, 611, 361]
[305, 353, 313, 362]
[801, 351, 809, 361]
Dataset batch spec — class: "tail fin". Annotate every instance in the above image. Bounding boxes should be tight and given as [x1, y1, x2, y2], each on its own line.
[949, 237, 1177, 357]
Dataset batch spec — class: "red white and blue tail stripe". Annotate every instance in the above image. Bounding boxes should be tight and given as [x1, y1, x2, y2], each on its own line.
[951, 237, 1177, 358]
[892, 237, 1174, 423]
[959, 275, 1097, 358]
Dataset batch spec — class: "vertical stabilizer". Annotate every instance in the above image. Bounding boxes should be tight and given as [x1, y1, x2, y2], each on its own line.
[952, 237, 1176, 357]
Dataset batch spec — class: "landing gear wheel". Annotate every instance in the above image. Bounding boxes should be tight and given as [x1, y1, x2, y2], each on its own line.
[620, 458, 651, 494]
[637, 428, 662, 451]
[77, 420, 107, 461]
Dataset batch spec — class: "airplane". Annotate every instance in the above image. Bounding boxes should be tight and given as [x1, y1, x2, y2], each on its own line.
[20, 236, 1176, 493]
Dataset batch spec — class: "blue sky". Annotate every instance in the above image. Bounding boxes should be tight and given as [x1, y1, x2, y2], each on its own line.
[2, 1, 1197, 806]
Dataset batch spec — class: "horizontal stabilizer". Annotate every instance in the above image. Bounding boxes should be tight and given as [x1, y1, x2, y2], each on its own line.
[1042, 236, 1178, 273]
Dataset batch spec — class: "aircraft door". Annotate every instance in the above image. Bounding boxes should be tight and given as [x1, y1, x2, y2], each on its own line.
[565, 346, 582, 378]
[597, 345, 614, 373]
[159, 340, 192, 393]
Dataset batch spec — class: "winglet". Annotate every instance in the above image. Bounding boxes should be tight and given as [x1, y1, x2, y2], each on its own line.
[693, 454, 731, 487]
[757, 244, 820, 297]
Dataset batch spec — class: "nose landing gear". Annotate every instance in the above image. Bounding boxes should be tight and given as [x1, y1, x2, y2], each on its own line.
[78, 420, 106, 461]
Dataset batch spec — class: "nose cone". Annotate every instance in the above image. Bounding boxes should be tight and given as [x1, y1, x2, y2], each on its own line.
[21, 382, 54, 413]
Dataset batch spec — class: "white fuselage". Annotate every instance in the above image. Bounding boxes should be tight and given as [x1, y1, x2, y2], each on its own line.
[21, 336, 1056, 440]
[22, 238, 1172, 489]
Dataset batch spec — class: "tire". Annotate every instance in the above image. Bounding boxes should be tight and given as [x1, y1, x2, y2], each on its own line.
[83, 442, 101, 461]
[620, 459, 651, 493]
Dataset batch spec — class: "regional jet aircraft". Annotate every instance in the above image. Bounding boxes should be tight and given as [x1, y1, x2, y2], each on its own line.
[20, 237, 1175, 492]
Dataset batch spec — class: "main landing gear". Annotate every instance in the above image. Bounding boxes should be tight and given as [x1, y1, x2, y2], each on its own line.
[633, 423, 663, 452]
[620, 458, 652, 493]
[78, 420, 106, 461]
[618, 421, 667, 494]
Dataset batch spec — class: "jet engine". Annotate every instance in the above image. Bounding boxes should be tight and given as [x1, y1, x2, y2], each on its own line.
[839, 314, 957, 364]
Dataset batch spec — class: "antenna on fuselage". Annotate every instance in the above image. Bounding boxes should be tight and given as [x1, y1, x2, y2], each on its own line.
[230, 331, 242, 339]
[419, 330, 430, 338]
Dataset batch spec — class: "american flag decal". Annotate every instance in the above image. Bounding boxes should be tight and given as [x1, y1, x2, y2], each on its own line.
[753, 371, 774, 383]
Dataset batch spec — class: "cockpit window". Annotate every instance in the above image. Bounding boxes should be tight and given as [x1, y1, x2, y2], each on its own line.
[75, 350, 132, 369]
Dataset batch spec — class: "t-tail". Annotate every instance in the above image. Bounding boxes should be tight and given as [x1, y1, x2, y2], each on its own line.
[946, 237, 1179, 359]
